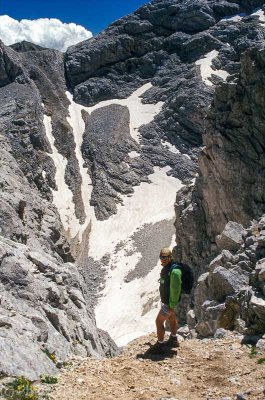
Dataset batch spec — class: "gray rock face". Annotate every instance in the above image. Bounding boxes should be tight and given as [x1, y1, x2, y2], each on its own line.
[10, 41, 48, 52]
[81, 104, 145, 219]
[0, 41, 119, 377]
[0, 237, 117, 380]
[174, 47, 265, 336]
[0, 41, 26, 87]
[65, 0, 264, 96]
[175, 47, 265, 274]
[216, 222, 246, 252]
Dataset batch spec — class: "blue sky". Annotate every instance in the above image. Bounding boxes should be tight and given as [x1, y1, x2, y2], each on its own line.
[0, 0, 150, 34]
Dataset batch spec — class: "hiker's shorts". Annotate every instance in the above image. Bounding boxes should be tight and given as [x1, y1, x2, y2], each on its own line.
[160, 303, 170, 316]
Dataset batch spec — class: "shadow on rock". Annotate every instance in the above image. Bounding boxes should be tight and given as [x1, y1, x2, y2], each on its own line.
[241, 334, 262, 346]
[136, 342, 178, 361]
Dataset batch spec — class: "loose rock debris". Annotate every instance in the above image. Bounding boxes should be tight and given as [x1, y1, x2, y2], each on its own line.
[48, 332, 265, 400]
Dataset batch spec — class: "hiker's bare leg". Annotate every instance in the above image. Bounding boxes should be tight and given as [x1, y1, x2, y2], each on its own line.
[156, 311, 167, 342]
[168, 309, 178, 336]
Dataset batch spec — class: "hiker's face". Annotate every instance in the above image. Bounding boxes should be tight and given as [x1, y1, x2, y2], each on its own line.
[160, 255, 171, 267]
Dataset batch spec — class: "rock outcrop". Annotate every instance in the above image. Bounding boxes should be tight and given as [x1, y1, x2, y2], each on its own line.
[175, 47, 265, 336]
[175, 47, 265, 271]
[0, 42, 118, 377]
[193, 217, 265, 338]
[0, 237, 117, 380]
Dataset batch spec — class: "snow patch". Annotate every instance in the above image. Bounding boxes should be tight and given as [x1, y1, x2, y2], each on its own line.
[44, 83, 163, 241]
[251, 8, 265, 22]
[89, 167, 181, 260]
[43, 115, 81, 238]
[220, 8, 264, 23]
[195, 50, 229, 86]
[98, 256, 161, 347]
[126, 83, 164, 143]
[128, 151, 140, 158]
[95, 167, 182, 345]
[161, 139, 180, 154]
[96, 232, 178, 347]
[220, 13, 245, 22]
[66, 92, 94, 240]
[191, 177, 197, 186]
[76, 83, 163, 144]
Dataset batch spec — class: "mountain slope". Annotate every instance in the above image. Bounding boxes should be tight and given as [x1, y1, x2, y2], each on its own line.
[0, 0, 265, 378]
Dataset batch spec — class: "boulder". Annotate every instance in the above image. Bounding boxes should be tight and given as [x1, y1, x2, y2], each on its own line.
[216, 222, 246, 253]
[187, 309, 196, 329]
[208, 266, 249, 302]
[256, 338, 265, 352]
[209, 250, 234, 271]
[195, 301, 226, 337]
[256, 260, 265, 282]
[0, 329, 58, 380]
[249, 293, 265, 322]
[194, 273, 209, 321]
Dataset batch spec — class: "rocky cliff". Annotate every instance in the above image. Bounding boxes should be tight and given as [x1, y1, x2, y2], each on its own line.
[0, 0, 265, 378]
[175, 48, 265, 336]
[0, 42, 118, 379]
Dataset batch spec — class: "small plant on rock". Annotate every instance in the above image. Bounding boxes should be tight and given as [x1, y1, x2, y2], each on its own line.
[40, 376, 58, 385]
[2, 376, 39, 400]
[248, 346, 265, 364]
[249, 346, 258, 358]
[42, 349, 57, 364]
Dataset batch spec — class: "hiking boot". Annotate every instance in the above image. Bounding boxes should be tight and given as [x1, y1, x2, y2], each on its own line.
[166, 335, 180, 348]
[146, 342, 167, 355]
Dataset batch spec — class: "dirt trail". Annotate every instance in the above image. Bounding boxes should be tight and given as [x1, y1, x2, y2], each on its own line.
[48, 332, 264, 400]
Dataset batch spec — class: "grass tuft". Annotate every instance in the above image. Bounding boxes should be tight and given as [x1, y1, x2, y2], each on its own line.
[40, 376, 58, 385]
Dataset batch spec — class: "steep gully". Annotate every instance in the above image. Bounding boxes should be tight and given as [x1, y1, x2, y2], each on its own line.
[42, 83, 182, 346]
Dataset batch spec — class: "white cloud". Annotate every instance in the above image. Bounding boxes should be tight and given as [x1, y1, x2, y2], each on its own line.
[0, 15, 93, 51]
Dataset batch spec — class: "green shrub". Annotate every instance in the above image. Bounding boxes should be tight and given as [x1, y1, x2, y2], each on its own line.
[2, 376, 39, 400]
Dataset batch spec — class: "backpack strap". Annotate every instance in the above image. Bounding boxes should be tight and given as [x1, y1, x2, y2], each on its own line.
[170, 262, 180, 273]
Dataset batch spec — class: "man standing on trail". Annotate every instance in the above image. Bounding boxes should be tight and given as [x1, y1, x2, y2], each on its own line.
[149, 247, 182, 354]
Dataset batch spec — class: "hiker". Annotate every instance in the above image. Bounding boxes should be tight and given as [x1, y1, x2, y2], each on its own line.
[150, 247, 182, 354]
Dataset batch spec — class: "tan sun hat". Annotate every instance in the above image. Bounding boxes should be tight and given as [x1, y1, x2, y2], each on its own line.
[160, 247, 172, 256]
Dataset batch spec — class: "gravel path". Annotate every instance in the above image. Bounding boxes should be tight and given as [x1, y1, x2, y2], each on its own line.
[46, 332, 265, 400]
